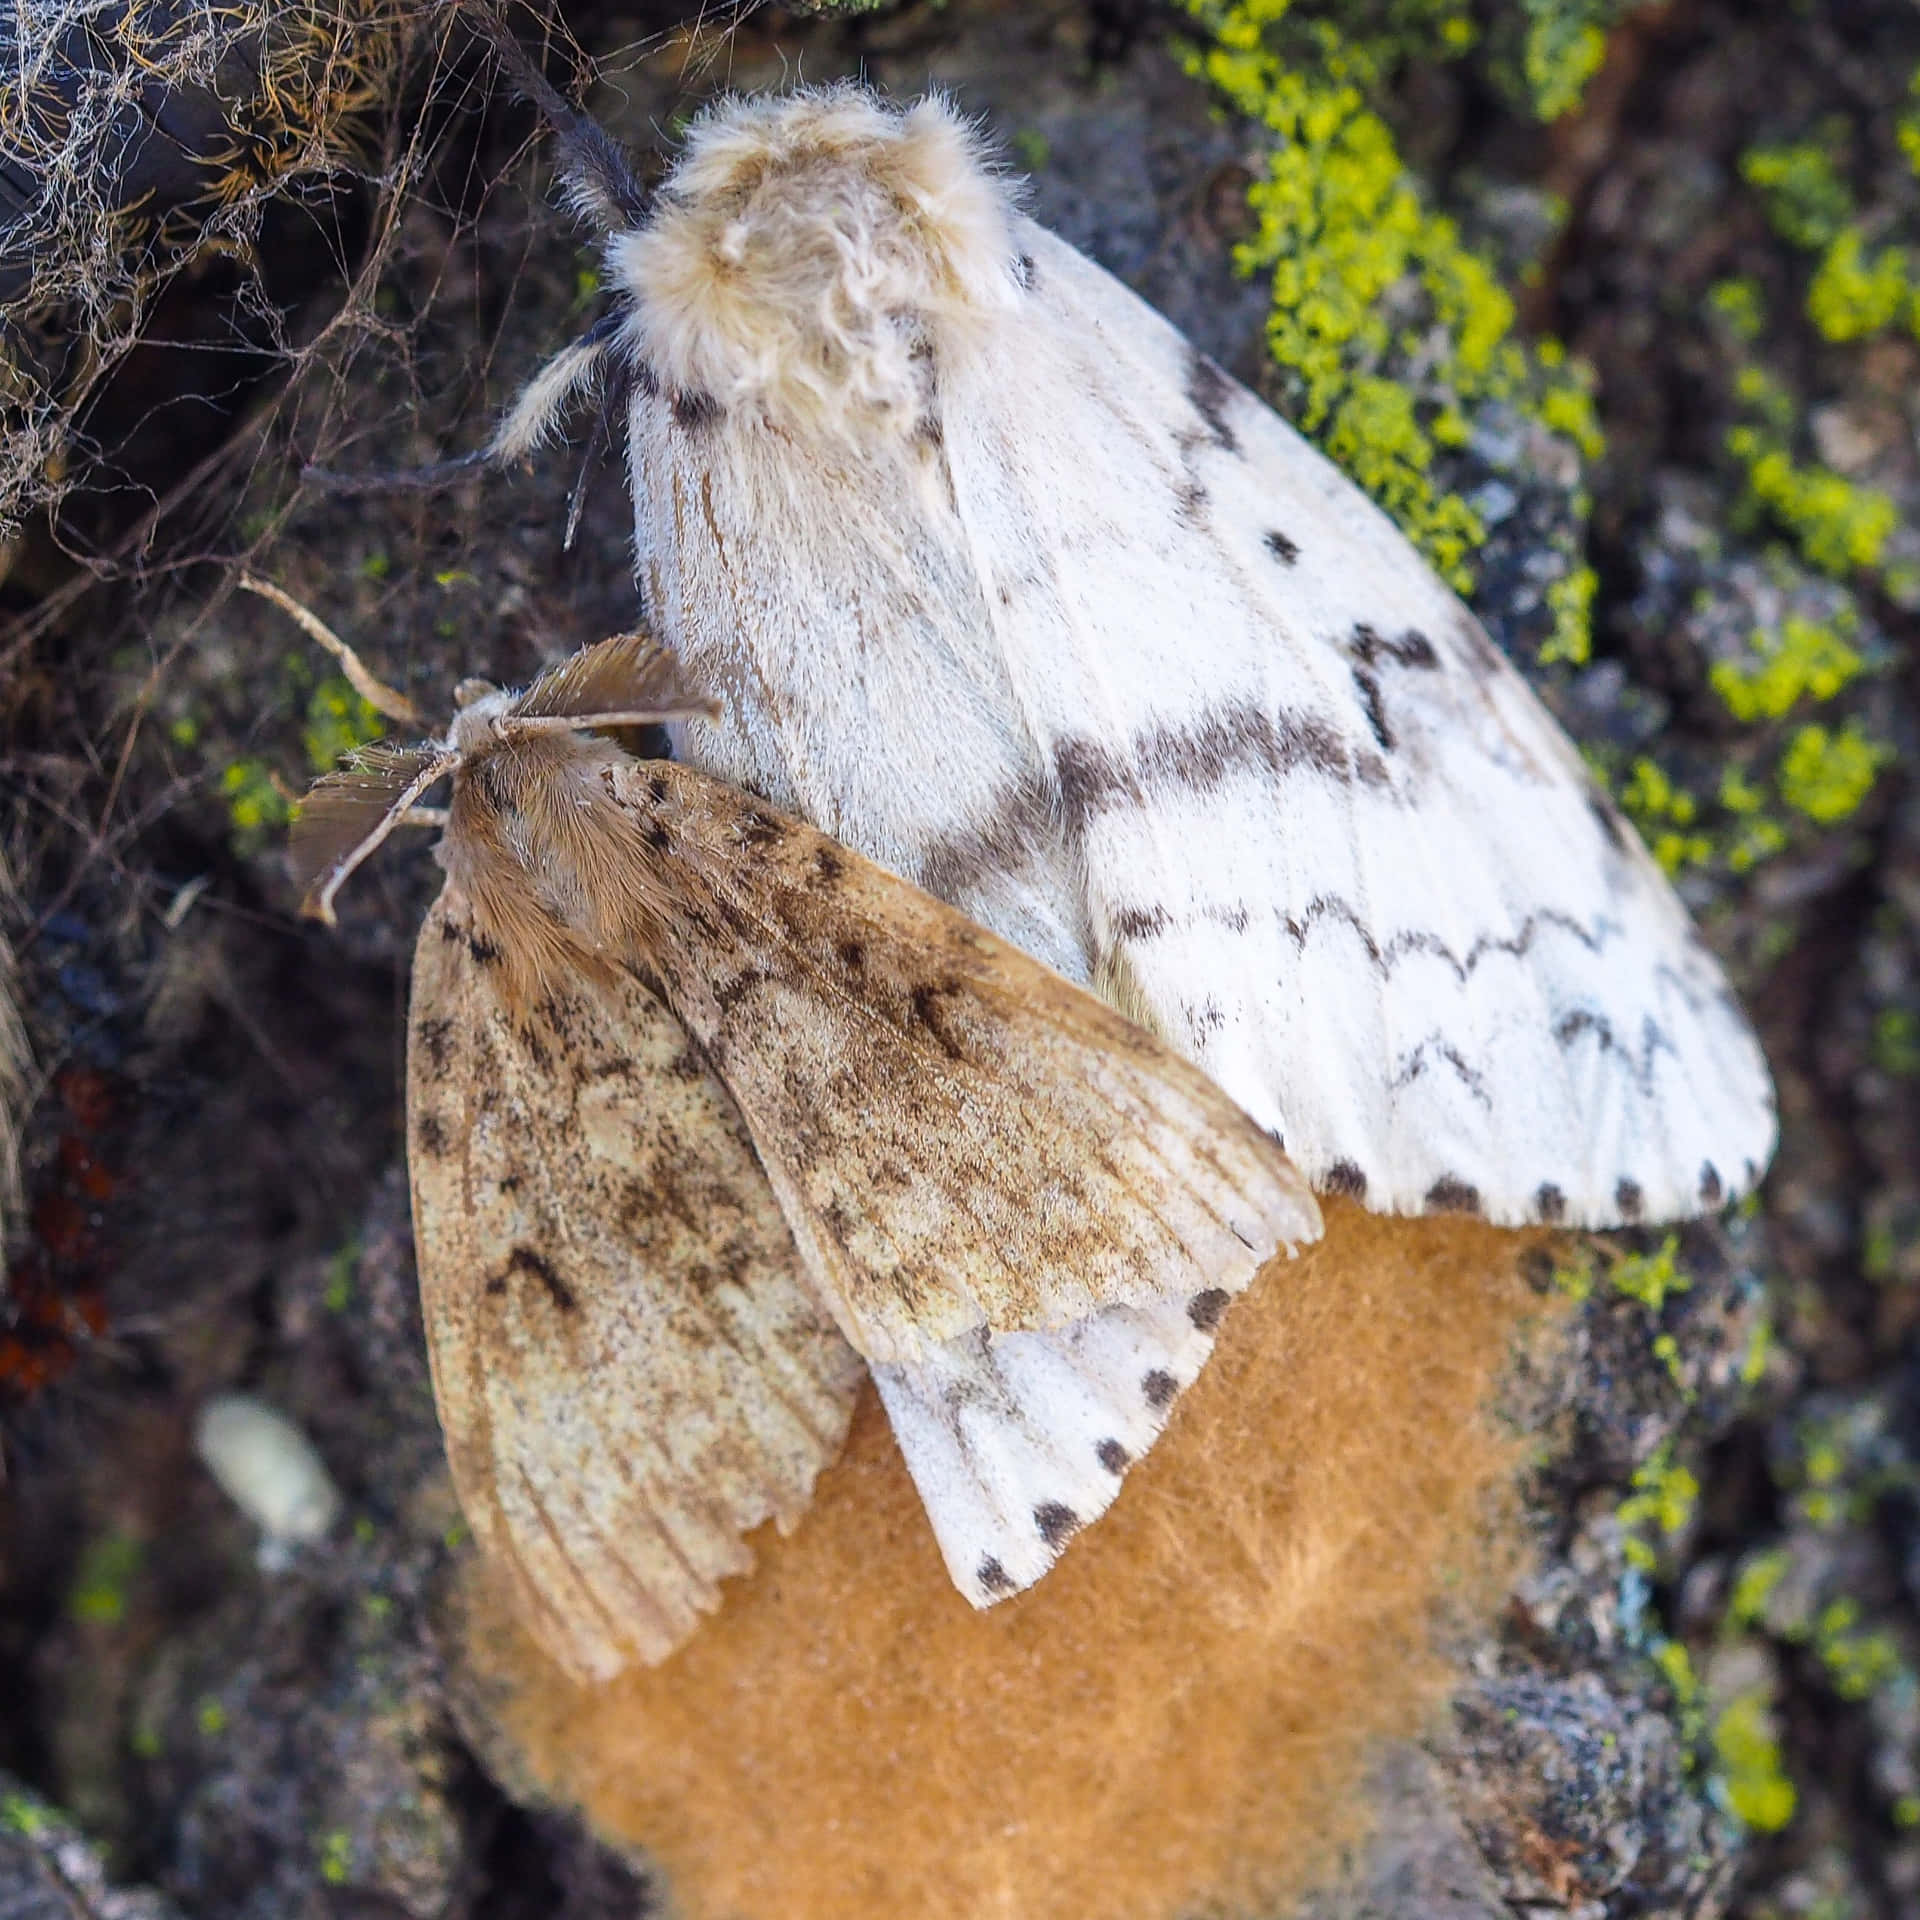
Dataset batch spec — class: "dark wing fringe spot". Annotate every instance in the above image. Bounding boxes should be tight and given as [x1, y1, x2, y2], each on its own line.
[1096, 1439, 1130, 1475]
[977, 1556, 1017, 1596]
[1142, 1369, 1178, 1411]
[1185, 350, 1241, 454]
[1699, 1162, 1723, 1207]
[1323, 1160, 1368, 1199]
[1034, 1502, 1081, 1549]
[1263, 529, 1300, 563]
[1423, 1177, 1483, 1216]
[1534, 1183, 1568, 1224]
[1614, 1178, 1645, 1222]
[1187, 1289, 1231, 1333]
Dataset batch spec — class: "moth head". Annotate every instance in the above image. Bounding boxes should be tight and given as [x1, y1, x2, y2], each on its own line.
[290, 634, 719, 927]
[610, 87, 1024, 442]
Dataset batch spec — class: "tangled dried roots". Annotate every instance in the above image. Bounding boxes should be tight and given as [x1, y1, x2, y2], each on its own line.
[0, 0, 422, 535]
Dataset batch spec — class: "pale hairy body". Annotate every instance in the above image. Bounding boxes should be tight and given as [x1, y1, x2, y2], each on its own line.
[489, 82, 1774, 1231]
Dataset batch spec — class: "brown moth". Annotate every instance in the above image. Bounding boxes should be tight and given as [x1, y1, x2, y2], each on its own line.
[294, 634, 1320, 1680]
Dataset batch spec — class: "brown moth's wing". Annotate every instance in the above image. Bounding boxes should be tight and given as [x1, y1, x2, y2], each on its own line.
[617, 763, 1323, 1370]
[407, 887, 863, 1681]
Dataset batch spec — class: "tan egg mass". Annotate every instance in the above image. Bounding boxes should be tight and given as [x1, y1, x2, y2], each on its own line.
[452, 1201, 1556, 1920]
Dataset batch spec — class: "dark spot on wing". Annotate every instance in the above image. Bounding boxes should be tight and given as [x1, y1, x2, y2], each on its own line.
[1350, 623, 1439, 670]
[647, 772, 670, 803]
[1534, 1183, 1567, 1224]
[1096, 1439, 1130, 1474]
[1034, 1502, 1080, 1549]
[811, 845, 844, 887]
[1588, 791, 1629, 853]
[1263, 529, 1299, 564]
[505, 1244, 577, 1313]
[739, 806, 786, 850]
[917, 770, 1053, 903]
[1353, 669, 1394, 752]
[837, 940, 866, 977]
[1324, 1159, 1368, 1199]
[1142, 1368, 1178, 1410]
[1424, 1176, 1482, 1216]
[415, 1017, 455, 1075]
[1013, 252, 1036, 290]
[1614, 1177, 1644, 1222]
[1186, 350, 1240, 454]
[1176, 481, 1208, 525]
[977, 1556, 1017, 1596]
[1109, 903, 1172, 941]
[1699, 1162, 1723, 1207]
[671, 389, 720, 429]
[414, 1113, 447, 1156]
[909, 982, 968, 1064]
[1188, 1288, 1231, 1333]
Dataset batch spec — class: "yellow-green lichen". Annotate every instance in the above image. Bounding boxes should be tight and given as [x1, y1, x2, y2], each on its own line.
[317, 1828, 354, 1885]
[1871, 1009, 1920, 1077]
[303, 676, 385, 775]
[1805, 229, 1915, 343]
[1741, 140, 1853, 253]
[1711, 611, 1866, 722]
[222, 757, 293, 837]
[68, 1531, 142, 1626]
[1180, 0, 1598, 590]
[196, 1695, 228, 1737]
[1729, 1547, 1790, 1629]
[1619, 761, 1710, 876]
[1619, 1443, 1699, 1571]
[1539, 563, 1597, 666]
[1520, 9, 1606, 122]
[1813, 1598, 1903, 1702]
[1706, 276, 1767, 343]
[1727, 424, 1896, 577]
[1, 1792, 48, 1836]
[1777, 720, 1889, 825]
[1713, 1691, 1797, 1831]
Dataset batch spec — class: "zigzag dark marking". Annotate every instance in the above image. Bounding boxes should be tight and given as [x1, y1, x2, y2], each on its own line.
[1278, 894, 1617, 987]
[1390, 1035, 1491, 1109]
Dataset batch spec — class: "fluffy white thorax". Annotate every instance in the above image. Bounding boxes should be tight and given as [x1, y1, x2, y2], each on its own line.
[611, 88, 1022, 440]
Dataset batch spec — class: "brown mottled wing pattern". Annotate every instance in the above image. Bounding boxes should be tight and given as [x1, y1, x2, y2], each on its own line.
[618, 763, 1320, 1371]
[407, 887, 862, 1681]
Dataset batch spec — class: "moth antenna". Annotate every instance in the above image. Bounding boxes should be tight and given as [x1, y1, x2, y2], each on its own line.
[301, 752, 459, 928]
[485, 325, 613, 465]
[463, 4, 650, 232]
[306, 304, 626, 492]
[511, 631, 723, 727]
[239, 573, 422, 726]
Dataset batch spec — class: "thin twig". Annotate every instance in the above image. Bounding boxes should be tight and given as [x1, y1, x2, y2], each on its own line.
[238, 571, 423, 725]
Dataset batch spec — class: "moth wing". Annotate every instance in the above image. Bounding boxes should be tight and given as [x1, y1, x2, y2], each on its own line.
[873, 1287, 1233, 1605]
[625, 763, 1319, 1370]
[408, 888, 863, 1681]
[929, 220, 1775, 1229]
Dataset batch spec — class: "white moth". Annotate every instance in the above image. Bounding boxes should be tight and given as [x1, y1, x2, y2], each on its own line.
[292, 635, 1319, 1679]
[484, 69, 1777, 1235]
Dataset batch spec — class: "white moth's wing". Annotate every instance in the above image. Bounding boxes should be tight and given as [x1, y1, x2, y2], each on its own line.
[620, 762, 1318, 1370]
[935, 222, 1775, 1228]
[407, 888, 862, 1681]
[873, 1288, 1230, 1604]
